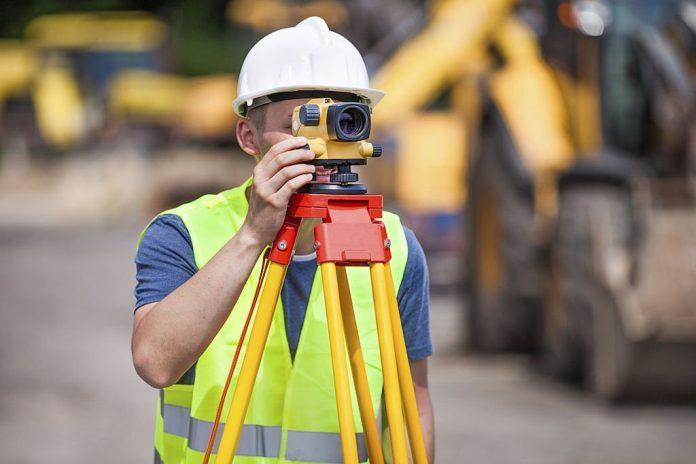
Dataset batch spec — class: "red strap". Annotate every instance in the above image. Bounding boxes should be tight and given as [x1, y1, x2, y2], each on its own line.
[202, 249, 270, 464]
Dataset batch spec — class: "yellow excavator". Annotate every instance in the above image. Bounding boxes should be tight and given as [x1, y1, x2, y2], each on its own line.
[0, 11, 238, 153]
[108, 70, 238, 145]
[371, 0, 696, 400]
[461, 0, 695, 400]
[0, 11, 168, 153]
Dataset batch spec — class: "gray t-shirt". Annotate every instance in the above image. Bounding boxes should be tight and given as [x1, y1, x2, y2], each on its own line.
[134, 214, 433, 362]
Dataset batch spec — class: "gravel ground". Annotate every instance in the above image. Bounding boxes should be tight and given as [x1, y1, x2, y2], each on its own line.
[1, 224, 695, 463]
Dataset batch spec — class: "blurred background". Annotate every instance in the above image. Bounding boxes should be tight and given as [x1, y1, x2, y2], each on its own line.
[1, 0, 696, 462]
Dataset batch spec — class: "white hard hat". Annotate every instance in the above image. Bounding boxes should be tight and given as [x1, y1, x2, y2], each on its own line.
[233, 16, 384, 117]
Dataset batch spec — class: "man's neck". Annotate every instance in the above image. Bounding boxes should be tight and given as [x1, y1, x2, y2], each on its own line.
[295, 218, 319, 256]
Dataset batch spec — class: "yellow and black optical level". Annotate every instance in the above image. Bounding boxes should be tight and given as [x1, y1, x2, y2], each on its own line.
[292, 98, 382, 165]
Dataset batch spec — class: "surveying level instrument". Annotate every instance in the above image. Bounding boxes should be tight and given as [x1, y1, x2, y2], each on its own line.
[293, 98, 382, 195]
[202, 100, 427, 464]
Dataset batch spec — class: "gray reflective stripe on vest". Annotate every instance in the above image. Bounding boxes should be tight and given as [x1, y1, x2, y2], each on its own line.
[162, 403, 280, 457]
[162, 403, 190, 438]
[189, 419, 281, 457]
[161, 403, 368, 462]
[154, 448, 163, 464]
[285, 430, 368, 463]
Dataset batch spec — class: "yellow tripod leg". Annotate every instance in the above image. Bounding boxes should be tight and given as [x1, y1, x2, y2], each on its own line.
[336, 266, 386, 464]
[385, 262, 429, 464]
[216, 262, 286, 463]
[369, 263, 409, 464]
[320, 262, 360, 464]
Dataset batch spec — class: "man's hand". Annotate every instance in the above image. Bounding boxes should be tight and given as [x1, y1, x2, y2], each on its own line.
[242, 136, 315, 246]
[131, 136, 315, 388]
[411, 358, 435, 463]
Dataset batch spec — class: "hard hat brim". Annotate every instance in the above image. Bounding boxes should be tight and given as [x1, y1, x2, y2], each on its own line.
[233, 85, 385, 117]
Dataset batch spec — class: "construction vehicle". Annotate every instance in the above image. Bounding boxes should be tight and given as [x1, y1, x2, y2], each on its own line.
[367, 0, 515, 288]
[464, 0, 696, 400]
[227, 0, 349, 32]
[0, 11, 242, 154]
[107, 70, 238, 146]
[0, 12, 168, 154]
[367, 0, 696, 399]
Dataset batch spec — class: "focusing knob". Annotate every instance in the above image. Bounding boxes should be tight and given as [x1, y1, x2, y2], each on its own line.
[299, 104, 321, 126]
[372, 143, 383, 157]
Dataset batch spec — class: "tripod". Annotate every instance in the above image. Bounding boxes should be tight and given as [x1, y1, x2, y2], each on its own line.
[212, 191, 428, 464]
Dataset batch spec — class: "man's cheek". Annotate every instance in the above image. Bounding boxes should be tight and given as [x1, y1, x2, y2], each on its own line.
[262, 132, 294, 155]
[260, 142, 272, 157]
[259, 134, 274, 155]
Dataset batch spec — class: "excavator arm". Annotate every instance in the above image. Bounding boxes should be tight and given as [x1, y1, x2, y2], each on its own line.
[372, 0, 515, 128]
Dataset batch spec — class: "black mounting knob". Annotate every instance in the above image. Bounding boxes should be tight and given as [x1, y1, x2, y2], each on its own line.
[299, 104, 321, 126]
[330, 171, 359, 183]
[330, 163, 359, 184]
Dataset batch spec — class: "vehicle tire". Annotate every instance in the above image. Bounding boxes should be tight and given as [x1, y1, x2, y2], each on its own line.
[550, 184, 635, 400]
[466, 110, 540, 352]
[1, 97, 49, 156]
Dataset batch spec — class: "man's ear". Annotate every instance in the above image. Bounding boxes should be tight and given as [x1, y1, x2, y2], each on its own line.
[236, 118, 261, 159]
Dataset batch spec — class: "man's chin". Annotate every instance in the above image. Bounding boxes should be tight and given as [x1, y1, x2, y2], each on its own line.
[313, 174, 332, 183]
[313, 166, 337, 184]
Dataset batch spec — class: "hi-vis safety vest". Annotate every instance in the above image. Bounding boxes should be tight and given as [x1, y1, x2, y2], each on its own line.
[147, 178, 408, 464]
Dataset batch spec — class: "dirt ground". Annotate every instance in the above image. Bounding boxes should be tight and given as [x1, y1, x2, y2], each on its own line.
[2, 224, 696, 463]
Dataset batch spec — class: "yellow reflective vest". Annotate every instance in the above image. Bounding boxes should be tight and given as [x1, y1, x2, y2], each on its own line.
[146, 178, 408, 463]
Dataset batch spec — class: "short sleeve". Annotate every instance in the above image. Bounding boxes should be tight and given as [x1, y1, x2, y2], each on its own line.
[134, 214, 198, 311]
[396, 226, 433, 361]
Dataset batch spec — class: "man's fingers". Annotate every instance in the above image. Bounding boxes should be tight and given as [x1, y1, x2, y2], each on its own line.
[255, 137, 311, 182]
[272, 148, 315, 171]
[266, 163, 315, 193]
[258, 148, 314, 183]
[272, 173, 314, 203]
[263, 136, 308, 162]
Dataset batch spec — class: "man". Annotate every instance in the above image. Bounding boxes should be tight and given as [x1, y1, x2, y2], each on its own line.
[132, 17, 434, 463]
